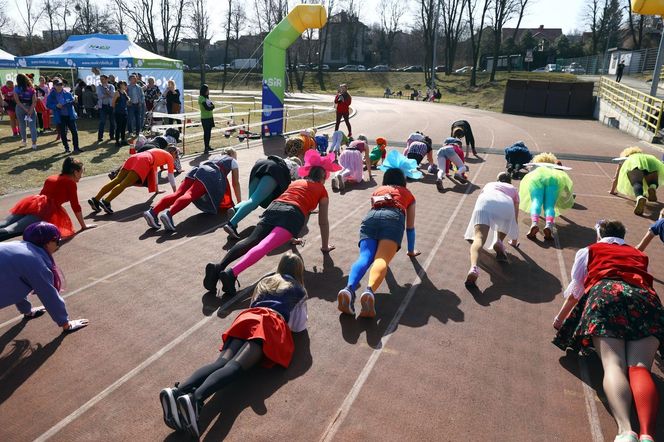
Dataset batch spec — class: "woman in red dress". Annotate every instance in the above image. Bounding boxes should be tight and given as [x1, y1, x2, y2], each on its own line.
[0, 157, 95, 241]
[159, 252, 308, 438]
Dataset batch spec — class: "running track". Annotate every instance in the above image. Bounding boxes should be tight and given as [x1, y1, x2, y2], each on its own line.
[1, 96, 663, 441]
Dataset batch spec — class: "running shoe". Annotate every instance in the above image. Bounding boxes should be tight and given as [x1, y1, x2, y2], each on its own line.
[176, 393, 201, 438]
[19, 140, 26, 147]
[331, 175, 339, 191]
[647, 186, 657, 202]
[203, 263, 220, 292]
[223, 223, 241, 240]
[337, 174, 345, 191]
[159, 387, 183, 431]
[143, 208, 161, 229]
[639, 435, 655, 442]
[543, 223, 554, 241]
[634, 195, 647, 216]
[219, 268, 238, 296]
[31, 144, 37, 150]
[527, 223, 539, 240]
[88, 197, 101, 212]
[159, 209, 176, 231]
[454, 172, 468, 183]
[465, 266, 480, 287]
[359, 289, 376, 318]
[613, 431, 638, 442]
[436, 179, 444, 191]
[98, 199, 114, 214]
[337, 287, 356, 315]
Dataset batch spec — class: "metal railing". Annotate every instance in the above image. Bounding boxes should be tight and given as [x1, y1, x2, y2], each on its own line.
[598, 76, 664, 133]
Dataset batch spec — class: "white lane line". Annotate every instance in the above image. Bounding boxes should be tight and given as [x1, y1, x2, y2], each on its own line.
[593, 162, 613, 180]
[33, 200, 368, 441]
[0, 220, 227, 331]
[552, 232, 604, 442]
[319, 158, 488, 442]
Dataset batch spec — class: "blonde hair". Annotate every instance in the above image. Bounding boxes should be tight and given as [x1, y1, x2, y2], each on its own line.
[167, 80, 175, 88]
[532, 152, 558, 164]
[251, 252, 306, 303]
[620, 146, 642, 158]
[220, 147, 236, 158]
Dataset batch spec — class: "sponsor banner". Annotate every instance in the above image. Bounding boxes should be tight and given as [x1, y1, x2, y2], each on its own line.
[78, 68, 184, 105]
[0, 68, 40, 83]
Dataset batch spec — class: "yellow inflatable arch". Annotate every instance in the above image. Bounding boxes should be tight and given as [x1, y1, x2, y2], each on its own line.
[632, 0, 664, 15]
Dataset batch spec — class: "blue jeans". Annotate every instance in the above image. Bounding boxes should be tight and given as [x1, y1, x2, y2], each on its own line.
[98, 104, 115, 139]
[58, 116, 79, 151]
[16, 106, 38, 144]
[127, 104, 141, 134]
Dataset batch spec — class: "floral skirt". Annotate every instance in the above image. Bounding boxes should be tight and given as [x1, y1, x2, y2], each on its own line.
[553, 279, 664, 354]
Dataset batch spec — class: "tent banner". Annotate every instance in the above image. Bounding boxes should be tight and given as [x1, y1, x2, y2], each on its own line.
[0, 68, 40, 83]
[17, 57, 181, 70]
[78, 68, 184, 104]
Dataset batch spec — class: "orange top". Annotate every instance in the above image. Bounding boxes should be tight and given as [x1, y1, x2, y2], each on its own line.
[124, 149, 175, 192]
[371, 185, 415, 214]
[275, 179, 328, 216]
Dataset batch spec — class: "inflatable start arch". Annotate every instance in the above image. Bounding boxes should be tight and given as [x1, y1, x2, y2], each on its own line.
[632, 0, 664, 15]
[261, 4, 327, 135]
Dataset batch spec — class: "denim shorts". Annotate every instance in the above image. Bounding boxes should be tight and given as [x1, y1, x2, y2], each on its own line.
[359, 207, 406, 247]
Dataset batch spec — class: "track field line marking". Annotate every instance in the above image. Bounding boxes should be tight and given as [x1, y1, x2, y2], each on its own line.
[33, 201, 367, 441]
[319, 158, 489, 442]
[0, 221, 229, 331]
[552, 232, 604, 442]
[593, 162, 613, 181]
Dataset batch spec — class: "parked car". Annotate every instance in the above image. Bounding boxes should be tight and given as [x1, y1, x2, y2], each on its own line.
[531, 67, 548, 72]
[545, 64, 560, 72]
[338, 64, 359, 71]
[182, 64, 190, 70]
[565, 62, 586, 74]
[212, 64, 228, 71]
[455, 66, 474, 74]
[435, 65, 447, 72]
[192, 64, 211, 71]
[401, 65, 423, 72]
[357, 65, 366, 71]
[311, 64, 330, 71]
[369, 64, 390, 72]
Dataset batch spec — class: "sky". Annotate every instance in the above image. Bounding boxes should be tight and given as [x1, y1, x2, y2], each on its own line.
[5, 0, 586, 41]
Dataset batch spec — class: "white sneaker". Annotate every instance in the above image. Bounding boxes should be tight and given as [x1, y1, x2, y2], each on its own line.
[337, 174, 345, 191]
[31, 144, 37, 150]
[19, 140, 26, 147]
[331, 175, 339, 191]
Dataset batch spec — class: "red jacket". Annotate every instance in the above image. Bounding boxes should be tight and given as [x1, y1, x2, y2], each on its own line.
[584, 242, 654, 293]
[335, 92, 351, 113]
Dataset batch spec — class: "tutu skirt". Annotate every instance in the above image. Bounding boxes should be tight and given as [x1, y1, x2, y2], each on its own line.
[221, 307, 294, 368]
[518, 167, 574, 217]
[11, 195, 75, 237]
[123, 154, 152, 183]
[464, 192, 518, 248]
[616, 153, 664, 197]
[338, 149, 364, 182]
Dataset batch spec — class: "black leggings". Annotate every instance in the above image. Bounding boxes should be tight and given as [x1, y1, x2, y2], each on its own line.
[177, 338, 263, 403]
[218, 222, 275, 269]
[627, 169, 658, 196]
[335, 112, 351, 134]
[201, 118, 214, 150]
[115, 113, 127, 142]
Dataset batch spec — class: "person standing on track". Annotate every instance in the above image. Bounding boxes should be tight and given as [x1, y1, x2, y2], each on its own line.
[337, 151, 421, 318]
[203, 150, 339, 296]
[519, 153, 574, 241]
[143, 148, 241, 231]
[609, 147, 664, 216]
[0, 222, 89, 332]
[88, 146, 178, 214]
[451, 120, 478, 158]
[553, 220, 663, 442]
[463, 172, 520, 286]
[160, 252, 308, 438]
[223, 155, 301, 240]
[334, 83, 352, 137]
[0, 157, 96, 241]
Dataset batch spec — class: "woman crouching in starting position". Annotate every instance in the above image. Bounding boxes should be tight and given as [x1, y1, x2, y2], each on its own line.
[337, 150, 421, 318]
[160, 252, 308, 438]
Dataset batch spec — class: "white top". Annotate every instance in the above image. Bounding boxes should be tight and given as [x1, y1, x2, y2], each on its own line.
[564, 237, 626, 299]
[288, 299, 308, 332]
[483, 182, 519, 204]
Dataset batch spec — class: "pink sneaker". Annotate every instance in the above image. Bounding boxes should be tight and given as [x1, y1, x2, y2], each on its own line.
[465, 266, 479, 286]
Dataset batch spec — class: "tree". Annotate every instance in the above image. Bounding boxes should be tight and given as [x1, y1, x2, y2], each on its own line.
[317, 0, 335, 79]
[43, 0, 61, 49]
[519, 29, 536, 53]
[507, 0, 529, 72]
[624, 0, 644, 49]
[417, 0, 438, 85]
[72, 0, 115, 35]
[342, 0, 361, 64]
[377, 0, 406, 65]
[599, 0, 623, 51]
[15, 0, 44, 52]
[222, 0, 232, 91]
[190, 0, 211, 83]
[440, 0, 467, 75]
[555, 34, 570, 57]
[584, 0, 603, 54]
[120, 0, 188, 57]
[489, 0, 517, 82]
[230, 1, 246, 58]
[467, 0, 490, 87]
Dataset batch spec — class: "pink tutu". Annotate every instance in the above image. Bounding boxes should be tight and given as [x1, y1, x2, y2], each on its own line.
[338, 149, 364, 183]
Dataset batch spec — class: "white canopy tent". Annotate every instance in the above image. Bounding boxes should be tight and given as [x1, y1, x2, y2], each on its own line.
[0, 48, 39, 83]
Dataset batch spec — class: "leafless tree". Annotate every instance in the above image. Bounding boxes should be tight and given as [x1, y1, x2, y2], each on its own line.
[317, 0, 335, 77]
[467, 0, 490, 87]
[15, 0, 44, 52]
[584, 0, 603, 54]
[190, 0, 211, 83]
[112, 2, 126, 35]
[230, 1, 246, 58]
[72, 0, 115, 35]
[440, 0, 466, 75]
[624, 0, 644, 49]
[120, 0, 188, 57]
[222, 0, 232, 91]
[418, 0, 438, 85]
[377, 0, 407, 66]
[507, 0, 530, 72]
[488, 0, 517, 82]
[43, 0, 61, 49]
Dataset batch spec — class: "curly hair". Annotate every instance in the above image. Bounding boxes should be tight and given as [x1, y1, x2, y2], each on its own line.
[532, 152, 558, 164]
[219, 147, 236, 158]
[285, 138, 304, 158]
[620, 146, 643, 158]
